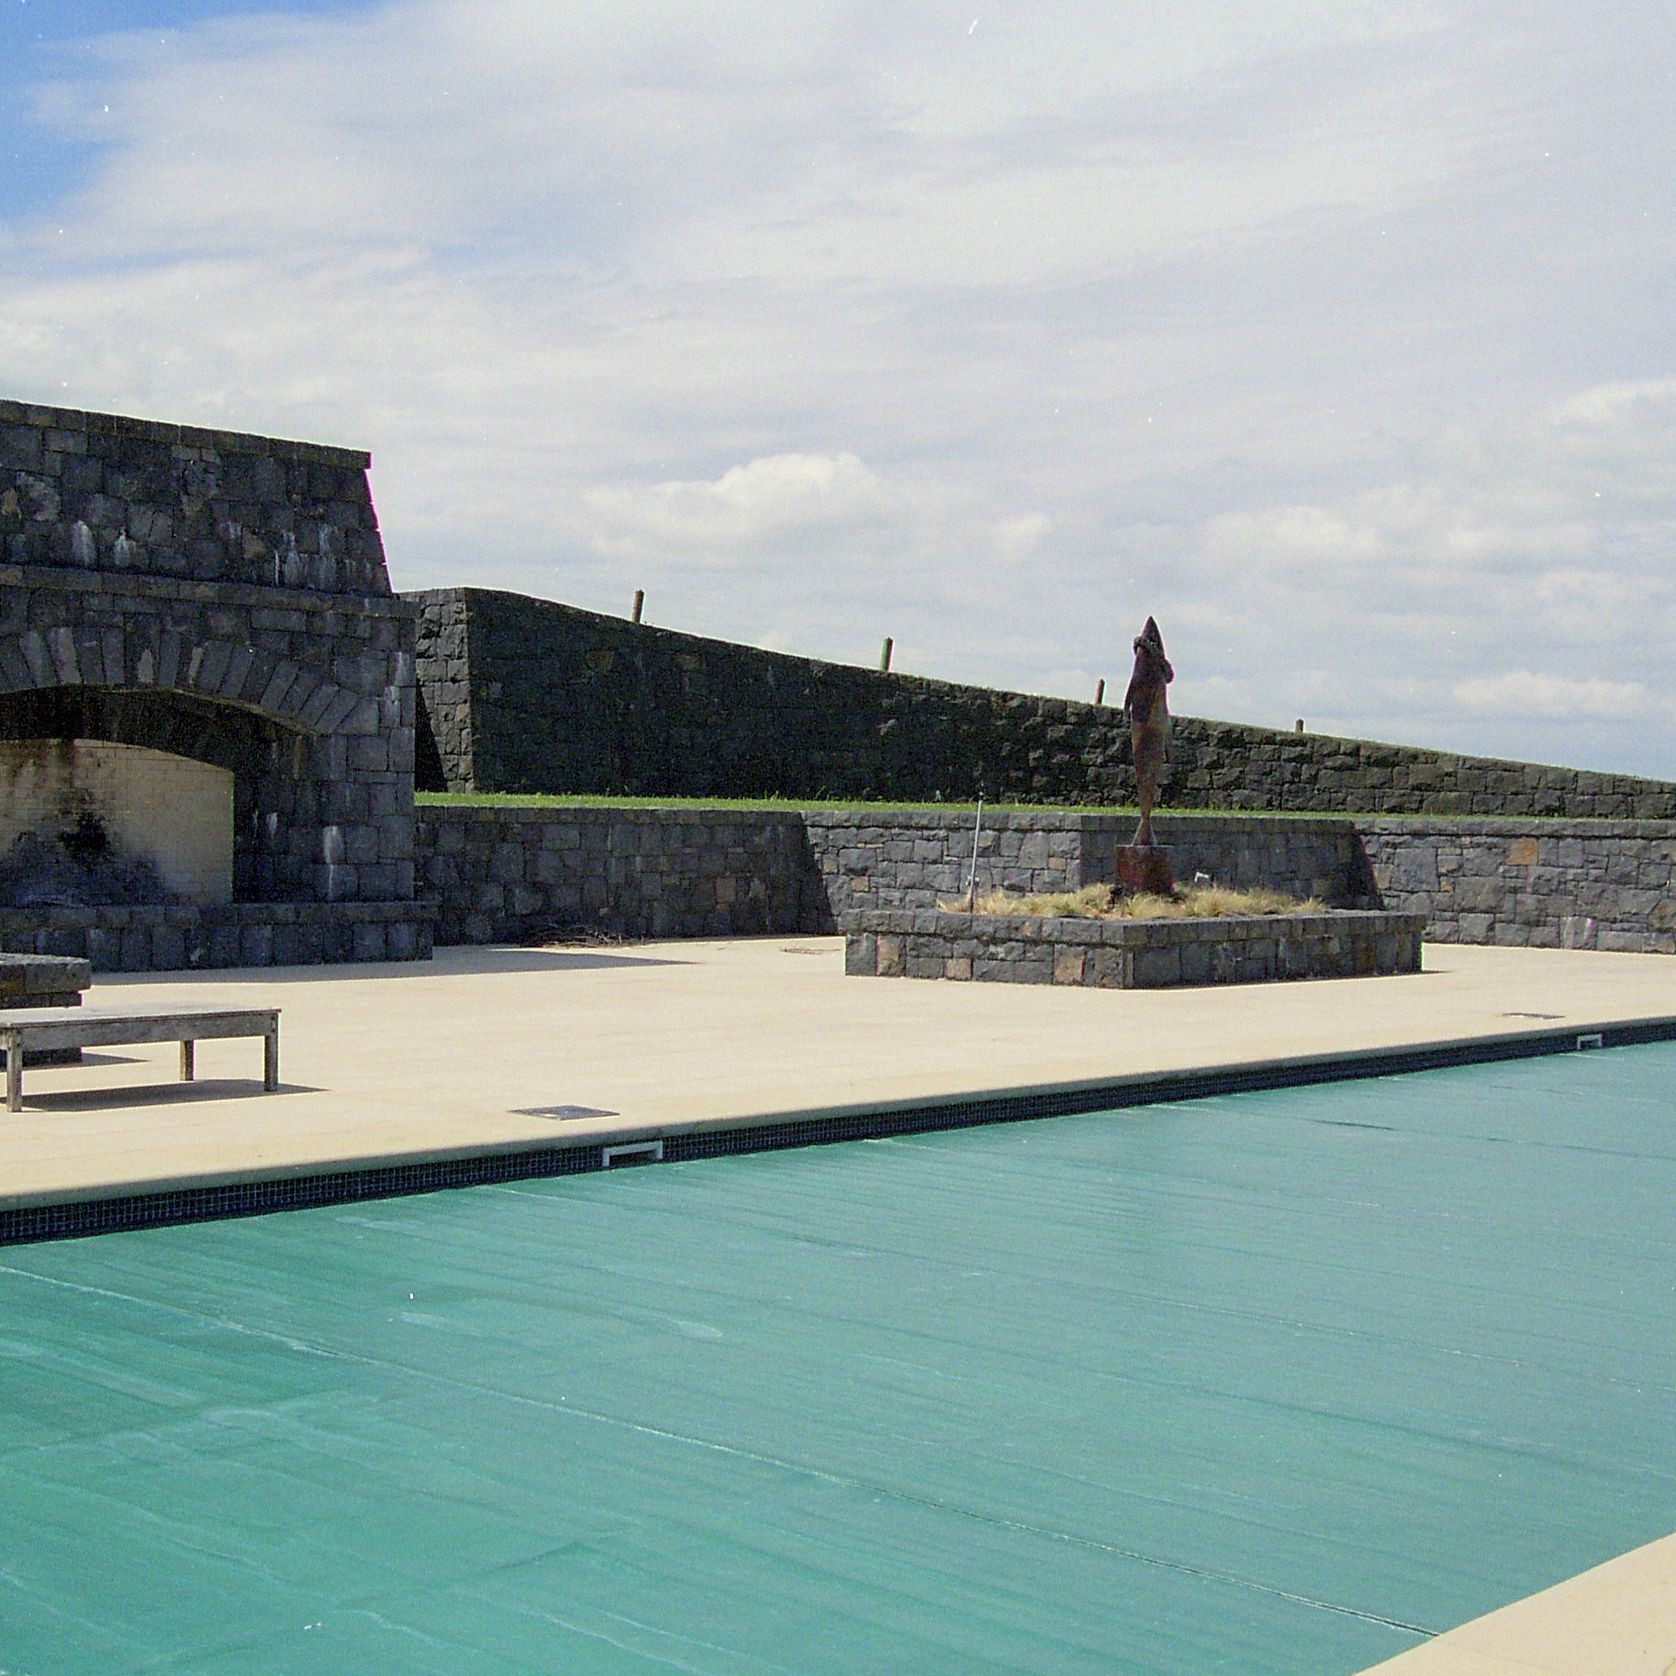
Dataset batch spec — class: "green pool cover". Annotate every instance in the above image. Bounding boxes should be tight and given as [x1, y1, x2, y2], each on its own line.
[3, 1044, 1674, 1673]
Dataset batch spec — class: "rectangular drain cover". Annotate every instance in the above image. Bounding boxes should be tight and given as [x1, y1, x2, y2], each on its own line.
[515, 1104, 618, 1121]
[603, 1141, 663, 1168]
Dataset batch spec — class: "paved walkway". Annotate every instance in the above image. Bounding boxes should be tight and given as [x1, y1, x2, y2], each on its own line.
[2, 934, 1674, 1671]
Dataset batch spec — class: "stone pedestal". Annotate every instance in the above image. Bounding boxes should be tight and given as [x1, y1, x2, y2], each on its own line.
[1113, 845, 1174, 898]
[0, 953, 93, 1066]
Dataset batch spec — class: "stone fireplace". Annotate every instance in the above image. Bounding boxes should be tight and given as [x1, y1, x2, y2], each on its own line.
[0, 398, 434, 969]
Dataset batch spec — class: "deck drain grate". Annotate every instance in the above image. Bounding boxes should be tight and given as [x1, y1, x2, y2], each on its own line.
[514, 1105, 618, 1121]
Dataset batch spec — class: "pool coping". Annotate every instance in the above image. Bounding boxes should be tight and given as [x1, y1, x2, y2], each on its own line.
[5, 1008, 1673, 1246]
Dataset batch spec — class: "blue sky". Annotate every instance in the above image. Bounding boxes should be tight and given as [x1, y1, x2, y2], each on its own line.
[0, 1, 355, 211]
[3, 0, 1674, 777]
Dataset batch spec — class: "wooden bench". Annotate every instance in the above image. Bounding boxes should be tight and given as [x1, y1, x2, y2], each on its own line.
[0, 1005, 280, 1112]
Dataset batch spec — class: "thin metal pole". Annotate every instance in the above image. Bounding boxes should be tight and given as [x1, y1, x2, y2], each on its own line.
[965, 796, 984, 911]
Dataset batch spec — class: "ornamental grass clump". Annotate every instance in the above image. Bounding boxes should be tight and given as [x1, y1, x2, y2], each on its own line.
[947, 883, 1326, 920]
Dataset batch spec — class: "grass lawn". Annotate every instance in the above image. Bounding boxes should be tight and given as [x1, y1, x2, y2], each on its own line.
[416, 791, 1371, 818]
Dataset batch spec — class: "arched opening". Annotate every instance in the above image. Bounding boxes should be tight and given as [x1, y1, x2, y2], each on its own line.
[0, 687, 307, 905]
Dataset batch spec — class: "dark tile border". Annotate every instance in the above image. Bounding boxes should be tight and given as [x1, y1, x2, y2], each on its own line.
[5, 1015, 1673, 1247]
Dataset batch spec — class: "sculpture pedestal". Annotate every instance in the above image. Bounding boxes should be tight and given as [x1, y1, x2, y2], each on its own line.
[1112, 845, 1174, 899]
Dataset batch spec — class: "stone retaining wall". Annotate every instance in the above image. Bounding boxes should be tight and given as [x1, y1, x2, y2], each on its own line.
[418, 806, 814, 945]
[1356, 819, 1676, 953]
[410, 585, 1676, 818]
[799, 810, 1083, 931]
[412, 806, 1676, 956]
[18, 804, 1664, 962]
[845, 909, 1425, 988]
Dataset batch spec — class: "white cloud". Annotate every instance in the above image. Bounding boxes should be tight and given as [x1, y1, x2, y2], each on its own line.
[583, 453, 895, 564]
[1453, 672, 1666, 722]
[1546, 379, 1676, 429]
[0, 1, 1672, 775]
[578, 452, 1052, 612]
[1203, 505, 1382, 570]
[1172, 376, 1676, 763]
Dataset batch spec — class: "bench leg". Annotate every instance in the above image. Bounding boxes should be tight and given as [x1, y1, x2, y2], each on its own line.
[180, 1040, 195, 1082]
[263, 1021, 279, 1092]
[5, 1033, 19, 1113]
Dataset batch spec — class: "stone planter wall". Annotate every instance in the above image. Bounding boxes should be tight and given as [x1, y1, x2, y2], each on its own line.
[845, 908, 1425, 989]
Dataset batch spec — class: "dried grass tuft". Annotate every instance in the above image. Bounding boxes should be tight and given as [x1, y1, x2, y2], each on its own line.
[944, 883, 1326, 920]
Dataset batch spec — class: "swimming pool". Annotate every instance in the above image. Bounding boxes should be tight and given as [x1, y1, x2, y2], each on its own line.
[3, 1043, 1673, 1672]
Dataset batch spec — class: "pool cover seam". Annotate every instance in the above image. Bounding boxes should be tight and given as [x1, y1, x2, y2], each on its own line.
[4, 1013, 1674, 1247]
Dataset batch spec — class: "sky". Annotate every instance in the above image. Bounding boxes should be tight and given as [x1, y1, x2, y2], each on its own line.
[3, 1, 1673, 777]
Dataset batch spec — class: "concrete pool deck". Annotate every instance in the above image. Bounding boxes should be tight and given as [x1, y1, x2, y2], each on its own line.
[3, 936, 1674, 1675]
[2, 934, 1673, 1212]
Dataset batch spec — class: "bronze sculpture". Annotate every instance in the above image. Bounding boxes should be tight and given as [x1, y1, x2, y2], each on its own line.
[1123, 615, 1172, 848]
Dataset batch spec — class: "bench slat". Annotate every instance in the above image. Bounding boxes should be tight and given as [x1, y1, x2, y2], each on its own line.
[0, 1012, 276, 1052]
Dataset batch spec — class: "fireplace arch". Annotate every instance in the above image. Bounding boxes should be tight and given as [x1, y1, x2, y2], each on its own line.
[0, 625, 364, 738]
[0, 626, 371, 906]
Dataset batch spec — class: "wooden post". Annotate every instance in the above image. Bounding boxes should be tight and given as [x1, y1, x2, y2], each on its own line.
[1094, 678, 1105, 705]
[180, 1039, 195, 1082]
[631, 589, 644, 624]
[1295, 718, 1304, 732]
[880, 636, 893, 672]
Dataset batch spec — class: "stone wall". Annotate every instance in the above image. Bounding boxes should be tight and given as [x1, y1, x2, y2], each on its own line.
[1357, 819, 1676, 953]
[800, 810, 1083, 930]
[845, 908, 1424, 988]
[418, 806, 815, 945]
[411, 586, 1135, 804]
[409, 585, 1676, 818]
